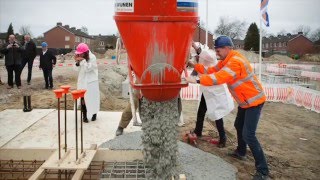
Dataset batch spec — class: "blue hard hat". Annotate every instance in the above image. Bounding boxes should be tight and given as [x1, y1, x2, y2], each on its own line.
[214, 36, 234, 48]
[41, 42, 48, 47]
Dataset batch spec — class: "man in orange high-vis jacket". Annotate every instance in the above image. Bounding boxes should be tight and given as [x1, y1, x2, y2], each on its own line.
[186, 36, 269, 180]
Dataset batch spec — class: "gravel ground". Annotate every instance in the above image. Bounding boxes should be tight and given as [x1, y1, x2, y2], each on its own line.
[100, 131, 237, 180]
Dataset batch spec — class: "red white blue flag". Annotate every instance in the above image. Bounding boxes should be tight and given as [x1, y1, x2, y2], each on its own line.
[260, 0, 270, 27]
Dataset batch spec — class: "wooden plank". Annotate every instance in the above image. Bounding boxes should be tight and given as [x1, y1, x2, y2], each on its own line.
[71, 144, 97, 180]
[41, 150, 96, 170]
[28, 167, 45, 180]
[28, 149, 57, 180]
[28, 145, 97, 180]
[71, 169, 85, 180]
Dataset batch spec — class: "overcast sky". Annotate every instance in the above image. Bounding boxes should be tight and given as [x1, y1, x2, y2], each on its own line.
[0, 0, 319, 38]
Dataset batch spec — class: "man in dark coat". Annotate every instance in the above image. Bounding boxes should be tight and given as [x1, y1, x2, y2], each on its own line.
[39, 42, 56, 89]
[21, 34, 37, 85]
[0, 34, 23, 89]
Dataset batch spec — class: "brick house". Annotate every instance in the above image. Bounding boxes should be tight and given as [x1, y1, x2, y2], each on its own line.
[193, 25, 214, 48]
[262, 32, 314, 56]
[314, 39, 320, 53]
[44, 22, 93, 49]
[233, 32, 315, 56]
[287, 33, 315, 56]
[233, 39, 245, 49]
[91, 34, 117, 53]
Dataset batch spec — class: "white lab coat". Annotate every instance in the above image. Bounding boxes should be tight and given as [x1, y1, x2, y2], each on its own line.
[197, 49, 234, 121]
[74, 52, 100, 118]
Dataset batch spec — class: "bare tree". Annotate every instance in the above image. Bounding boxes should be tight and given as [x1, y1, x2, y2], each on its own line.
[19, 25, 32, 36]
[293, 25, 311, 37]
[310, 27, 320, 41]
[214, 16, 247, 39]
[81, 26, 89, 34]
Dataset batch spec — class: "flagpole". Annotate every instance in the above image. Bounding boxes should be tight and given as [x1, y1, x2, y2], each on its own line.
[259, 15, 263, 81]
[205, 0, 208, 46]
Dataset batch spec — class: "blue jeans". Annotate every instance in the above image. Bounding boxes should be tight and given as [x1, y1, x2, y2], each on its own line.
[234, 103, 269, 175]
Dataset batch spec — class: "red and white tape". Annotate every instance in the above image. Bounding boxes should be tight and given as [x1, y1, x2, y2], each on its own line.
[181, 83, 320, 113]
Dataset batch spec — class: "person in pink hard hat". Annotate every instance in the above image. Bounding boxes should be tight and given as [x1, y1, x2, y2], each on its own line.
[74, 43, 100, 123]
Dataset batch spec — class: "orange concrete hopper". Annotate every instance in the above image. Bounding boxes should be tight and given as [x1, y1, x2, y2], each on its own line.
[114, 0, 198, 102]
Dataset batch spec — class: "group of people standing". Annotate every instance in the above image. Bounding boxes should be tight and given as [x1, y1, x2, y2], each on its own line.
[1, 35, 100, 123]
[0, 34, 57, 89]
[0, 34, 37, 89]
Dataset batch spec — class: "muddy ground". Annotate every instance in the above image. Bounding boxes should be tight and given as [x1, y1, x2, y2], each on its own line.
[0, 58, 319, 180]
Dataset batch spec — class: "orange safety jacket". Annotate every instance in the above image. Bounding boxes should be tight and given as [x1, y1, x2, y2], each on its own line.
[195, 50, 266, 108]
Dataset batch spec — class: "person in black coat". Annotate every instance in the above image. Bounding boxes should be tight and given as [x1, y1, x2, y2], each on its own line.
[21, 34, 37, 85]
[39, 42, 56, 89]
[0, 34, 23, 89]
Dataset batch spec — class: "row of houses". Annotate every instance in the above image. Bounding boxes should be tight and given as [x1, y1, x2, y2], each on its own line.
[233, 32, 319, 56]
[0, 22, 213, 54]
[0, 22, 118, 54]
[44, 22, 119, 53]
[43, 22, 213, 52]
[7, 22, 318, 57]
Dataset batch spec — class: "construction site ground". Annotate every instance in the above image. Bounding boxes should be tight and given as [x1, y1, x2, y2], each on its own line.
[0, 56, 319, 180]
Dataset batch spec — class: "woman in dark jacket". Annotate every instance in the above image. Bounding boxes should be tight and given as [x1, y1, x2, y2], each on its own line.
[39, 42, 56, 89]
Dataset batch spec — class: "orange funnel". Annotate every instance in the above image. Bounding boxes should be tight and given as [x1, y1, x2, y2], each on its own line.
[114, 0, 198, 102]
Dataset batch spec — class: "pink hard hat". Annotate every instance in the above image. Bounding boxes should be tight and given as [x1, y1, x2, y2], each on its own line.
[75, 43, 89, 54]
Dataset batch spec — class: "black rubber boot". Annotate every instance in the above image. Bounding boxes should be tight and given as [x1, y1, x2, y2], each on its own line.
[27, 96, 32, 112]
[218, 136, 227, 148]
[23, 96, 28, 112]
[82, 104, 89, 123]
[91, 114, 97, 121]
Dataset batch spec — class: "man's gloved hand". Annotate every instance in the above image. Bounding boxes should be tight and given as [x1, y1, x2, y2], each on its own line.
[194, 63, 205, 74]
[207, 66, 216, 74]
[199, 75, 214, 86]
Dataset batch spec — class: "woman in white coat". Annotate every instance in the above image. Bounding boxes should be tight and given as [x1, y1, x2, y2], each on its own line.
[74, 43, 100, 123]
[190, 43, 234, 147]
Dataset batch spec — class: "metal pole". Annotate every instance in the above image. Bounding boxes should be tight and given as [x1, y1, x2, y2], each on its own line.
[205, 0, 209, 46]
[80, 98, 84, 153]
[75, 100, 78, 160]
[58, 98, 61, 159]
[259, 15, 263, 81]
[64, 94, 67, 152]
